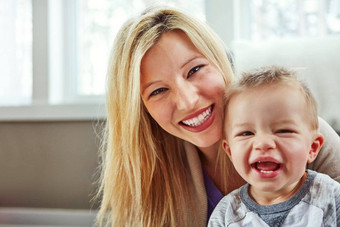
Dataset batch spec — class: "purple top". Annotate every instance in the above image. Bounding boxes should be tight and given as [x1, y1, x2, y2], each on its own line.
[202, 168, 224, 222]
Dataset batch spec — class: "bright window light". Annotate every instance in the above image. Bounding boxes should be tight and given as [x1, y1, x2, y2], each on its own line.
[0, 0, 32, 106]
[75, 0, 205, 96]
[242, 0, 340, 41]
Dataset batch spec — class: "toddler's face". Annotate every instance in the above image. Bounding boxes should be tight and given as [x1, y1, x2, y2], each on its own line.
[222, 83, 323, 201]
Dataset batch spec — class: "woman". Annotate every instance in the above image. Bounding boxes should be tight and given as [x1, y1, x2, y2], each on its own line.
[97, 6, 340, 227]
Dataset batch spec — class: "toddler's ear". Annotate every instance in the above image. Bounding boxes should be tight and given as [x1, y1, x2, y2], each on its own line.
[222, 139, 232, 159]
[307, 133, 324, 163]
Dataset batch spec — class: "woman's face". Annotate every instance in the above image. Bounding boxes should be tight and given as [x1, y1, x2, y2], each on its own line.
[140, 30, 226, 148]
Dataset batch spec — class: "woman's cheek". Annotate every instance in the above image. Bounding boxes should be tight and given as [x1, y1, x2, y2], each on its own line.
[147, 102, 174, 130]
[148, 105, 166, 123]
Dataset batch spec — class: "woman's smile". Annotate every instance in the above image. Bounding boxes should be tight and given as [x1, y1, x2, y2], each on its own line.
[179, 105, 215, 132]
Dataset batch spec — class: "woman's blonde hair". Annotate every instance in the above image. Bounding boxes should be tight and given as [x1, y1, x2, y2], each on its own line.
[97, 6, 234, 226]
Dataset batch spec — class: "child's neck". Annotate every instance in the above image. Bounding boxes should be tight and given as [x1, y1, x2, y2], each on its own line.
[249, 171, 308, 206]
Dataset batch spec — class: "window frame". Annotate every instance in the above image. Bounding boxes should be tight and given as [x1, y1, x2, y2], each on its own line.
[0, 0, 105, 121]
[1, 0, 226, 121]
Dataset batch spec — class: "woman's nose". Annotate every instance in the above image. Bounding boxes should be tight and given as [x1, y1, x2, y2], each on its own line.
[253, 134, 276, 151]
[173, 82, 199, 110]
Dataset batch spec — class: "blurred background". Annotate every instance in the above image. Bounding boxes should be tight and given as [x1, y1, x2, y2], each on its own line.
[0, 0, 339, 225]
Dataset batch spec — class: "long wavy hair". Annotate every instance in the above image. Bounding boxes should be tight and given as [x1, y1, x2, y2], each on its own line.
[96, 6, 234, 226]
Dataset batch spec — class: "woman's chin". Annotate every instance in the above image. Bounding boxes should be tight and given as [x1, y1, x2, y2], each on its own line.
[192, 136, 221, 151]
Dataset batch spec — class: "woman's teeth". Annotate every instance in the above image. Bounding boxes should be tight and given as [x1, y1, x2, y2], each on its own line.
[181, 107, 212, 127]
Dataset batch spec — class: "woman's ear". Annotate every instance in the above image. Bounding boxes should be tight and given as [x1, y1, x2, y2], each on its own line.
[307, 133, 324, 163]
[222, 139, 232, 159]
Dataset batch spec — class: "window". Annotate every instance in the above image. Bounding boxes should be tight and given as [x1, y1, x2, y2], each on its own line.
[5, 0, 338, 122]
[236, 0, 340, 41]
[0, 0, 32, 106]
[1, 0, 205, 120]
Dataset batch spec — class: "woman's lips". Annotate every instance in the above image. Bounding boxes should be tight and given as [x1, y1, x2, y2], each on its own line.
[179, 105, 215, 132]
[181, 105, 212, 126]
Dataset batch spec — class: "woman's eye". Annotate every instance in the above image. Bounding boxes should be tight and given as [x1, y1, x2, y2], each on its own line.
[150, 88, 167, 97]
[187, 65, 204, 78]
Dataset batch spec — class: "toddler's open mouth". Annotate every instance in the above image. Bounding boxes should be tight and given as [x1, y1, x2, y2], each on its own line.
[251, 161, 281, 174]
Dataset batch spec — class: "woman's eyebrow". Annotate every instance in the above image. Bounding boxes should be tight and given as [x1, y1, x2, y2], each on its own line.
[180, 55, 203, 69]
[141, 80, 161, 95]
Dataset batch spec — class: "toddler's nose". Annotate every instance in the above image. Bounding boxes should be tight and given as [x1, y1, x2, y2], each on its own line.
[253, 134, 276, 151]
